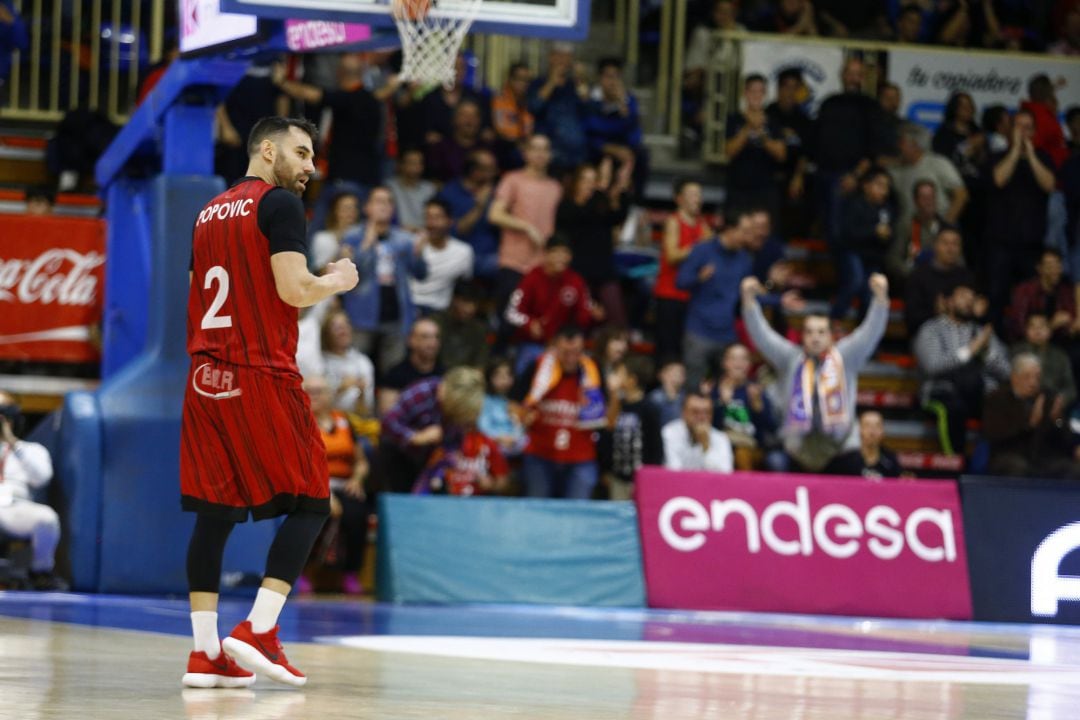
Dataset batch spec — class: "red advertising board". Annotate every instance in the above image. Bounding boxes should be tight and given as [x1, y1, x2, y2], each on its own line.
[636, 467, 972, 619]
[0, 215, 105, 362]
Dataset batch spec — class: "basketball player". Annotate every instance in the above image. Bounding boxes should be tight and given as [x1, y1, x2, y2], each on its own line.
[180, 116, 359, 689]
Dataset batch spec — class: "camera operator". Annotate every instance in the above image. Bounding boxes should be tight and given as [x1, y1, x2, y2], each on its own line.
[0, 392, 64, 590]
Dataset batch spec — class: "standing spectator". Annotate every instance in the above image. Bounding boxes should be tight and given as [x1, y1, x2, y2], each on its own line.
[492, 62, 535, 149]
[648, 359, 687, 428]
[513, 325, 607, 499]
[683, 0, 744, 144]
[932, 92, 985, 177]
[894, 4, 925, 42]
[824, 410, 903, 479]
[985, 109, 1057, 321]
[903, 226, 974, 337]
[766, 68, 813, 237]
[0, 0, 28, 92]
[1065, 107, 1080, 270]
[983, 354, 1080, 479]
[302, 375, 370, 595]
[489, 134, 563, 317]
[741, 273, 891, 472]
[479, 357, 528, 459]
[836, 167, 895, 317]
[755, 0, 820, 35]
[433, 280, 490, 370]
[676, 207, 756, 388]
[320, 310, 376, 416]
[340, 187, 428, 373]
[603, 355, 664, 498]
[586, 58, 646, 195]
[272, 56, 384, 187]
[409, 199, 474, 315]
[378, 317, 445, 415]
[877, 82, 903, 162]
[311, 192, 361, 271]
[378, 367, 487, 494]
[527, 43, 589, 176]
[215, 62, 288, 184]
[654, 179, 709, 363]
[1022, 74, 1069, 170]
[1012, 313, 1077, 408]
[419, 54, 493, 143]
[982, 104, 1012, 155]
[438, 149, 500, 281]
[708, 343, 785, 472]
[556, 161, 631, 328]
[661, 392, 734, 472]
[425, 100, 494, 184]
[889, 123, 968, 230]
[1005, 249, 1076, 343]
[0, 393, 64, 590]
[889, 180, 944, 282]
[914, 282, 1010, 456]
[504, 235, 600, 375]
[386, 148, 437, 233]
[725, 74, 787, 218]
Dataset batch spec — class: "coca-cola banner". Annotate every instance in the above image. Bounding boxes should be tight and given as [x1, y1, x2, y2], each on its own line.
[0, 215, 105, 362]
[636, 468, 972, 619]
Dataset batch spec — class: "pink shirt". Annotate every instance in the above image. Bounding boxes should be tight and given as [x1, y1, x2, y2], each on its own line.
[494, 170, 562, 274]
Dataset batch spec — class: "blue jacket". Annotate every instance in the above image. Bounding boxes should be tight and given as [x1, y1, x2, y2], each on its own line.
[0, 1, 28, 83]
[527, 78, 587, 168]
[585, 95, 643, 157]
[676, 238, 753, 343]
[340, 223, 428, 334]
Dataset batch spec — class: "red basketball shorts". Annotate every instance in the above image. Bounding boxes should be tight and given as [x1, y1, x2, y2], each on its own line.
[180, 353, 330, 521]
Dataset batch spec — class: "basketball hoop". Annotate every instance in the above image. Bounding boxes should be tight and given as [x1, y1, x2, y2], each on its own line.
[391, 0, 484, 89]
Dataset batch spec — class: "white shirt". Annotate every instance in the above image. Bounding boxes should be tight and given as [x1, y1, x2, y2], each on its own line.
[296, 297, 334, 380]
[322, 348, 376, 414]
[661, 420, 733, 473]
[409, 237, 474, 311]
[0, 440, 53, 507]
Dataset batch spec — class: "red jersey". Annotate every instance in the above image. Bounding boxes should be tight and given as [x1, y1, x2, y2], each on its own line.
[504, 267, 593, 343]
[421, 430, 510, 496]
[654, 214, 707, 302]
[528, 373, 598, 463]
[187, 178, 306, 374]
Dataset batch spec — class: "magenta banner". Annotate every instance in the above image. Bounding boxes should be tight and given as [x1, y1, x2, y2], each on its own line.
[636, 468, 972, 619]
[285, 20, 371, 51]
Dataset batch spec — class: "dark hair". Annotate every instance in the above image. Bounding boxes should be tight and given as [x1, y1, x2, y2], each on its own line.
[744, 73, 767, 89]
[484, 356, 513, 391]
[452, 278, 483, 302]
[546, 232, 573, 252]
[1028, 74, 1054, 103]
[981, 105, 1009, 134]
[777, 68, 802, 86]
[25, 185, 54, 205]
[673, 176, 699, 198]
[247, 116, 318, 157]
[898, 4, 922, 21]
[554, 323, 585, 340]
[861, 166, 891, 187]
[425, 197, 453, 218]
[623, 354, 654, 390]
[935, 223, 962, 240]
[326, 191, 360, 232]
[1066, 106, 1080, 125]
[597, 57, 623, 74]
[722, 204, 751, 229]
[942, 92, 977, 127]
[398, 146, 425, 161]
[1040, 248, 1064, 263]
[879, 81, 901, 94]
[463, 148, 497, 176]
[912, 178, 937, 199]
[1026, 311, 1051, 325]
[682, 390, 711, 408]
[508, 61, 530, 77]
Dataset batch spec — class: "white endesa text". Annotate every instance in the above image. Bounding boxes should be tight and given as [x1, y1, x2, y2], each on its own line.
[0, 248, 104, 306]
[196, 198, 253, 225]
[658, 487, 957, 562]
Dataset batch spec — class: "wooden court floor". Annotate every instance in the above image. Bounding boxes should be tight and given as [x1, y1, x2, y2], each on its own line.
[2, 595, 1079, 719]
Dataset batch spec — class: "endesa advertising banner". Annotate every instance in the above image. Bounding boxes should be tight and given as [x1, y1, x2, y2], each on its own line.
[0, 215, 105, 362]
[636, 468, 972, 619]
[961, 476, 1080, 625]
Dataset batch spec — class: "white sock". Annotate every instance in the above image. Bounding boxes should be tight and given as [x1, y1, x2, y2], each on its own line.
[247, 587, 287, 633]
[191, 611, 220, 658]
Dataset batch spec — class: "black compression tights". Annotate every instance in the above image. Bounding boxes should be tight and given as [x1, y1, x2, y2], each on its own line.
[264, 510, 328, 587]
[187, 514, 236, 593]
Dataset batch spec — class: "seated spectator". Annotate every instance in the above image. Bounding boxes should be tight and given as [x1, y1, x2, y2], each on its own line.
[492, 61, 535, 151]
[725, 74, 786, 218]
[297, 298, 336, 379]
[433, 280, 490, 370]
[512, 324, 606, 499]
[1012, 313, 1077, 408]
[654, 179, 710, 363]
[378, 367, 487, 494]
[420, 54, 493, 143]
[1005, 249, 1077, 343]
[302, 375, 370, 595]
[409, 199, 474, 315]
[378, 317, 445, 415]
[766, 67, 812, 238]
[24, 186, 53, 216]
[754, 0, 819, 35]
[662, 392, 734, 472]
[983, 354, 1080, 479]
[676, 206, 756, 389]
[824, 410, 903, 479]
[321, 310, 376, 415]
[586, 58, 646, 196]
[387, 148, 437, 233]
[504, 234, 601, 376]
[648, 358, 687, 428]
[479, 357, 528, 459]
[425, 100, 494, 184]
[311, 191, 361, 271]
[340, 187, 428, 372]
[889, 180, 943, 283]
[528, 43, 589, 176]
[914, 282, 1010, 456]
[836, 167, 895, 317]
[488, 134, 563, 319]
[556, 162, 631, 328]
[603, 355, 664, 498]
[741, 273, 891, 472]
[438, 149, 500, 281]
[593, 325, 630, 380]
[0, 392, 64, 590]
[889, 123, 968, 230]
[903, 226, 974, 338]
[707, 343, 785, 472]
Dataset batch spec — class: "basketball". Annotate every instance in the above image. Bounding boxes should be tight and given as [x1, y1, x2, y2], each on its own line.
[395, 0, 431, 21]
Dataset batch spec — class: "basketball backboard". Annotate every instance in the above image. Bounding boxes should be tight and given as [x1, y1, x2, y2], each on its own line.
[219, 0, 590, 39]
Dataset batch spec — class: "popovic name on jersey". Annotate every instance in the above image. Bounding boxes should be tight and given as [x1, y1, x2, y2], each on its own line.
[196, 199, 254, 226]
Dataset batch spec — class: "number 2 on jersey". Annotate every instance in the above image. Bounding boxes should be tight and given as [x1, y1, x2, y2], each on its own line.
[201, 266, 233, 329]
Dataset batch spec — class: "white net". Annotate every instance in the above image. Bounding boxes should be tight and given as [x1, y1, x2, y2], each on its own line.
[391, 0, 484, 88]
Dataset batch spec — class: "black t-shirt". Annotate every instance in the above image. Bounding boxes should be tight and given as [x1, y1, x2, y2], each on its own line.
[984, 149, 1052, 248]
[556, 191, 628, 284]
[765, 102, 811, 177]
[726, 113, 784, 192]
[380, 358, 445, 390]
[322, 87, 383, 186]
[814, 92, 884, 173]
[825, 448, 902, 479]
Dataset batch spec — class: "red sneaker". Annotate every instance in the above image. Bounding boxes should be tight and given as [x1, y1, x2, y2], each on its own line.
[223, 621, 306, 687]
[181, 646, 256, 688]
